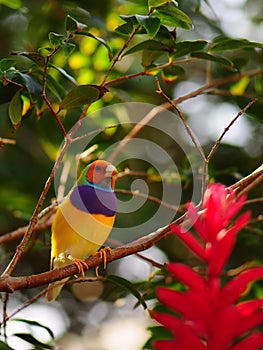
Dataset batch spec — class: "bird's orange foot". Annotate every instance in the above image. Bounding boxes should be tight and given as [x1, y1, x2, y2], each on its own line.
[96, 247, 112, 270]
[67, 255, 89, 279]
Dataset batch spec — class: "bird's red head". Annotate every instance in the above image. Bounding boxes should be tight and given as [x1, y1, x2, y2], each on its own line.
[86, 160, 118, 189]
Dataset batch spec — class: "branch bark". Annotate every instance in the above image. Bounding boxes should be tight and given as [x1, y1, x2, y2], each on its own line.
[0, 163, 262, 293]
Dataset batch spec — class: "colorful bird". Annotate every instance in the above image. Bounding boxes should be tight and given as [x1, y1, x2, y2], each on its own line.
[46, 160, 118, 302]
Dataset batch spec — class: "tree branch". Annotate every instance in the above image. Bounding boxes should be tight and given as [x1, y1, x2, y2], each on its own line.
[0, 165, 262, 293]
[0, 213, 185, 293]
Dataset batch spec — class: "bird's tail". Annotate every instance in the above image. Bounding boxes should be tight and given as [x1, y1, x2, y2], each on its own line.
[45, 277, 70, 302]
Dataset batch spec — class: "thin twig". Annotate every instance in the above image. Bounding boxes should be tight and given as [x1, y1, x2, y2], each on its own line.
[2, 293, 9, 339]
[41, 45, 68, 136]
[230, 163, 263, 196]
[0, 137, 16, 146]
[154, 77, 208, 201]
[1, 137, 71, 277]
[104, 57, 195, 87]
[101, 25, 141, 85]
[115, 188, 182, 212]
[206, 98, 258, 162]
[135, 253, 164, 269]
[108, 68, 263, 164]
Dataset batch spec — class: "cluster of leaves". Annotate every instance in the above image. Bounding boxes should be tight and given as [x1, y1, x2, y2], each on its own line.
[2, 0, 263, 131]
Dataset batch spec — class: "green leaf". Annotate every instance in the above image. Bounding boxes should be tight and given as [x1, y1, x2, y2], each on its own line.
[153, 26, 176, 46]
[142, 50, 163, 68]
[60, 84, 107, 110]
[75, 32, 112, 60]
[0, 0, 21, 9]
[231, 56, 249, 72]
[10, 51, 46, 66]
[230, 76, 250, 95]
[49, 64, 77, 85]
[143, 326, 173, 349]
[61, 42, 76, 56]
[136, 15, 161, 38]
[172, 40, 208, 57]
[17, 72, 42, 96]
[162, 65, 185, 82]
[210, 37, 263, 51]
[13, 318, 55, 340]
[0, 58, 16, 71]
[65, 15, 87, 33]
[255, 76, 263, 96]
[119, 15, 139, 26]
[0, 340, 15, 350]
[152, 5, 193, 30]
[191, 52, 234, 68]
[148, 0, 175, 9]
[124, 40, 173, 56]
[106, 275, 147, 309]
[9, 89, 22, 129]
[115, 22, 134, 35]
[48, 32, 66, 47]
[46, 74, 66, 101]
[13, 333, 53, 349]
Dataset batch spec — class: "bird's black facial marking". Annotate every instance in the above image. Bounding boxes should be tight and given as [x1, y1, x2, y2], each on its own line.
[94, 165, 103, 172]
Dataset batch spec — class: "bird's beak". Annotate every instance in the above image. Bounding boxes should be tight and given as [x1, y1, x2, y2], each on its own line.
[105, 164, 118, 189]
[105, 164, 118, 177]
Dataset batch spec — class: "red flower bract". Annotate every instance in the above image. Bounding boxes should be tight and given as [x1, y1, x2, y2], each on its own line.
[151, 183, 263, 350]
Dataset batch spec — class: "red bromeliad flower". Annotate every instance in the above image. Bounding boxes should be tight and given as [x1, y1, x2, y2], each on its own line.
[151, 183, 263, 350]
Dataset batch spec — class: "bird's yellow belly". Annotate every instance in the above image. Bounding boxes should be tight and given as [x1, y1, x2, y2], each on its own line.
[51, 202, 115, 266]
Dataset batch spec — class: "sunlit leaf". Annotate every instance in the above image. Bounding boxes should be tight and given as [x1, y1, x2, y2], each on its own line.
[0, 0, 21, 9]
[60, 84, 108, 110]
[210, 37, 263, 51]
[106, 275, 147, 309]
[151, 5, 193, 30]
[230, 76, 250, 95]
[191, 52, 234, 68]
[162, 65, 185, 83]
[136, 15, 161, 38]
[148, 0, 175, 9]
[48, 32, 65, 47]
[9, 89, 22, 129]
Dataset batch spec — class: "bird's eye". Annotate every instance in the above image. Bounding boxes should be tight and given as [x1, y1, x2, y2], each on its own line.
[95, 165, 102, 172]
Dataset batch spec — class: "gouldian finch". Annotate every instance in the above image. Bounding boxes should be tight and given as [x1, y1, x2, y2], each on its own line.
[46, 160, 118, 302]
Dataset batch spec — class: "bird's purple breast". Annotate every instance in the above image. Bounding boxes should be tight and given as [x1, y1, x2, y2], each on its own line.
[70, 185, 117, 217]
